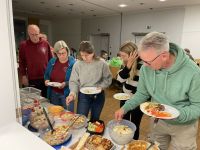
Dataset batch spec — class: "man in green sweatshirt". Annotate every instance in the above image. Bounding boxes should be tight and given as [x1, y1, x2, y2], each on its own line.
[115, 32, 200, 150]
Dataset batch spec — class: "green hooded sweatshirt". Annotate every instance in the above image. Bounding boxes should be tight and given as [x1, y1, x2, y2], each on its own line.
[122, 43, 200, 125]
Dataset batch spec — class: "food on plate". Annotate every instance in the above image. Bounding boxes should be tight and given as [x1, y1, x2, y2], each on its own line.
[83, 89, 93, 94]
[87, 121, 104, 133]
[48, 105, 64, 116]
[145, 102, 172, 118]
[85, 135, 114, 150]
[29, 106, 53, 129]
[113, 125, 133, 135]
[60, 112, 75, 121]
[114, 93, 130, 100]
[71, 115, 86, 128]
[42, 125, 70, 146]
[145, 103, 165, 111]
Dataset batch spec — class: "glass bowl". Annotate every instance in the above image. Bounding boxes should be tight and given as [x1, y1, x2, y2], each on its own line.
[107, 119, 136, 145]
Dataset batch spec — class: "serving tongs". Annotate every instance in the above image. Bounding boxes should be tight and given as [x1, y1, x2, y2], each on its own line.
[42, 107, 55, 134]
[65, 115, 81, 132]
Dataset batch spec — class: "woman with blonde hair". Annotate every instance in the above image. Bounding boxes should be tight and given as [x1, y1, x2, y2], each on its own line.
[116, 41, 143, 140]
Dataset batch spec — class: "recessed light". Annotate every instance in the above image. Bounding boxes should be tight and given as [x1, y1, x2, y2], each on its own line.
[90, 10, 94, 11]
[140, 3, 144, 5]
[159, 0, 166, 2]
[40, 1, 45, 4]
[118, 4, 127, 8]
[68, 3, 74, 6]
[56, 5, 60, 8]
[93, 14, 97, 17]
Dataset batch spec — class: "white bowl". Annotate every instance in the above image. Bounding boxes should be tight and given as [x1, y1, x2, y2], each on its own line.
[107, 119, 136, 145]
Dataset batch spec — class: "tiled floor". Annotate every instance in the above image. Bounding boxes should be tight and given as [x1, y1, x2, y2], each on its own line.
[100, 86, 200, 149]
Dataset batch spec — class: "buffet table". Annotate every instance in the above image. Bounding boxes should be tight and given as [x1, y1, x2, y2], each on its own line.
[24, 100, 124, 150]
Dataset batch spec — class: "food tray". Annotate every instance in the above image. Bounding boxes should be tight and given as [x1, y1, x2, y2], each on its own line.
[86, 120, 105, 135]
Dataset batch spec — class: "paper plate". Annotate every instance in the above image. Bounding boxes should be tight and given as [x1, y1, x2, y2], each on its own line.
[140, 102, 180, 119]
[113, 93, 131, 100]
[80, 87, 101, 95]
[47, 82, 62, 87]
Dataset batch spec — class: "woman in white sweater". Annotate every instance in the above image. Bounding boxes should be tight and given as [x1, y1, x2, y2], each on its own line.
[66, 41, 112, 121]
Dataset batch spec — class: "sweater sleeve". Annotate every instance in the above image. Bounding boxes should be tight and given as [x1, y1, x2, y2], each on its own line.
[69, 63, 80, 95]
[98, 62, 112, 89]
[176, 73, 200, 123]
[18, 42, 27, 76]
[116, 66, 131, 83]
[122, 67, 150, 113]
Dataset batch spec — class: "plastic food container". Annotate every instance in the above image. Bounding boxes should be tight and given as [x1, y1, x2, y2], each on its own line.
[107, 119, 136, 145]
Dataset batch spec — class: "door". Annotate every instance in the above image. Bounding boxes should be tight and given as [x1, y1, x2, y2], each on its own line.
[90, 33, 110, 57]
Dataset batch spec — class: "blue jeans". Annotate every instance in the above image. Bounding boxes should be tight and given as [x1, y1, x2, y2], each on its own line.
[50, 90, 74, 112]
[77, 91, 105, 121]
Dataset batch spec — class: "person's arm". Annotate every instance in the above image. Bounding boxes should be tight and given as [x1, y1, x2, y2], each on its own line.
[68, 62, 80, 96]
[176, 73, 200, 123]
[116, 66, 131, 83]
[122, 66, 150, 113]
[47, 43, 52, 60]
[98, 62, 112, 89]
[19, 42, 28, 86]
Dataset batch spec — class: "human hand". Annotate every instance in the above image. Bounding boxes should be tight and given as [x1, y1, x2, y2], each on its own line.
[58, 82, 66, 89]
[97, 87, 102, 91]
[66, 93, 75, 106]
[115, 108, 125, 121]
[126, 51, 138, 69]
[22, 76, 28, 86]
[45, 80, 50, 86]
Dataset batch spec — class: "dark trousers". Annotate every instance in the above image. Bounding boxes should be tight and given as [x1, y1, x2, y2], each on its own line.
[29, 79, 47, 98]
[77, 91, 105, 121]
[50, 90, 74, 112]
[120, 100, 143, 140]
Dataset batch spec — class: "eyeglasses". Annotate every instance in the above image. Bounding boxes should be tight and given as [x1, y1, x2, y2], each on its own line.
[57, 52, 67, 56]
[142, 53, 164, 65]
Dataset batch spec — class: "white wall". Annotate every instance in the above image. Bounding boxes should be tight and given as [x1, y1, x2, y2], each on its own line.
[0, 0, 20, 127]
[82, 8, 185, 57]
[122, 8, 185, 45]
[82, 15, 121, 57]
[181, 5, 200, 59]
[40, 20, 53, 45]
[52, 19, 81, 50]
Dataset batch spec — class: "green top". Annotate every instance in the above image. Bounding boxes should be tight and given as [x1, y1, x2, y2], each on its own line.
[122, 43, 200, 125]
[108, 57, 123, 67]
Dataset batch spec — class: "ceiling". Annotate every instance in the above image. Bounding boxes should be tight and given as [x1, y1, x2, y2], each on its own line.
[12, 0, 200, 19]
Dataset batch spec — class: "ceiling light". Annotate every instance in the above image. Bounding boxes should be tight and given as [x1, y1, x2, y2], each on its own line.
[118, 4, 127, 8]
[159, 0, 166, 2]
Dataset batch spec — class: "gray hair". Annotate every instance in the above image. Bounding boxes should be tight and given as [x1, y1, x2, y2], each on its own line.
[138, 31, 169, 53]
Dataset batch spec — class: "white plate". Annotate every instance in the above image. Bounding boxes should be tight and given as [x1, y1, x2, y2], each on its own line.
[47, 82, 62, 87]
[140, 102, 180, 119]
[113, 93, 131, 100]
[80, 87, 101, 95]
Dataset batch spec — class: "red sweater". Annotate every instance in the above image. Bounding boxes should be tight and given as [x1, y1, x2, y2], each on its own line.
[19, 39, 52, 80]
